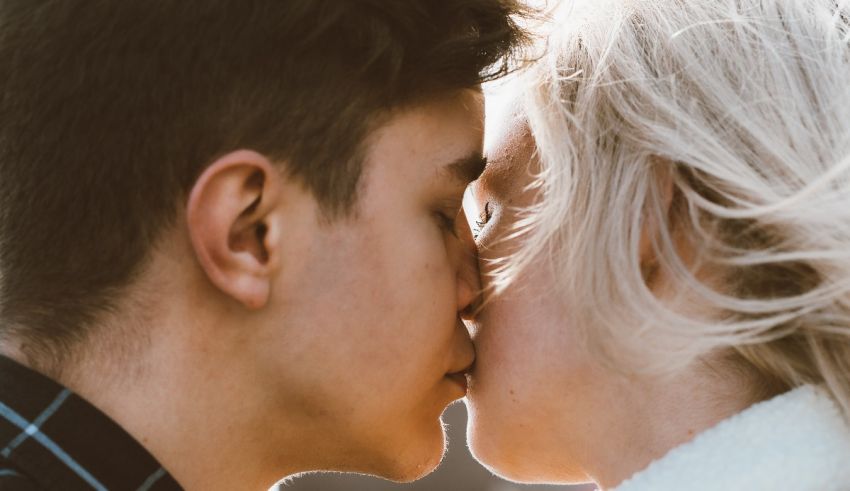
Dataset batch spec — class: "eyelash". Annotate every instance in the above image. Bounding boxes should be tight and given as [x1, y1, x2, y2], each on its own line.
[472, 202, 492, 239]
[437, 210, 459, 238]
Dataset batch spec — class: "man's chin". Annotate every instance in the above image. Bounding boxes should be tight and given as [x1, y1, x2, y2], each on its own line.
[370, 421, 448, 483]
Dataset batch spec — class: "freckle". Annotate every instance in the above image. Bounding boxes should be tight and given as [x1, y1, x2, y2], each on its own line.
[509, 389, 515, 395]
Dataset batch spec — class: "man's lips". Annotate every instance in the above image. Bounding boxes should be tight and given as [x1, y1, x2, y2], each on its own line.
[444, 320, 475, 393]
[445, 357, 474, 393]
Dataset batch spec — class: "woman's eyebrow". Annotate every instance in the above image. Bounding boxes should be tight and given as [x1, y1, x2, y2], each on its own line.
[443, 153, 489, 184]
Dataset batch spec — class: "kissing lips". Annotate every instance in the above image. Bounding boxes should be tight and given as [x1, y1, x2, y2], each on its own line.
[445, 371, 469, 392]
[445, 356, 474, 394]
[445, 320, 475, 394]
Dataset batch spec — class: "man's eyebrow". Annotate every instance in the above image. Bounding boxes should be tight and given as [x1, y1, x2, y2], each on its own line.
[443, 153, 488, 184]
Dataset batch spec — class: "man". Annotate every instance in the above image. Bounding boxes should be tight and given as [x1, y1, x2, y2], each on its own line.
[0, 1, 527, 489]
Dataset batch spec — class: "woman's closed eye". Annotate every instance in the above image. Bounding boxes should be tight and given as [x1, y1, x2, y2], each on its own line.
[472, 202, 492, 239]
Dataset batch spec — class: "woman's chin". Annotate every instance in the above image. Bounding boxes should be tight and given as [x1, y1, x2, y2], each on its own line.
[466, 406, 588, 485]
[465, 408, 530, 482]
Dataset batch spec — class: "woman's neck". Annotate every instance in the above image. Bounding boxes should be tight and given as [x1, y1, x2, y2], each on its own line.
[590, 362, 764, 490]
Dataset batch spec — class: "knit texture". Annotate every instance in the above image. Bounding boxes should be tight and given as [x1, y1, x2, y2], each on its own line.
[614, 385, 850, 491]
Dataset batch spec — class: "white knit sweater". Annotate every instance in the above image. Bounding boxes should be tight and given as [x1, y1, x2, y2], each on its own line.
[613, 384, 850, 491]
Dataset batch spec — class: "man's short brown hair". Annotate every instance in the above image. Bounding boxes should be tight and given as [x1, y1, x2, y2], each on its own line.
[0, 0, 527, 367]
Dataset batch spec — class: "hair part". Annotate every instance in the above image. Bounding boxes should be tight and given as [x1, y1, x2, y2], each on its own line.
[507, 0, 850, 420]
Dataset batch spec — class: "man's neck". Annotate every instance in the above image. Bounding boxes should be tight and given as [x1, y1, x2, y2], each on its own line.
[2, 332, 300, 490]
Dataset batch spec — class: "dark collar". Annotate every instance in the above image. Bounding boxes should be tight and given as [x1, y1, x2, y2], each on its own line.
[0, 355, 182, 490]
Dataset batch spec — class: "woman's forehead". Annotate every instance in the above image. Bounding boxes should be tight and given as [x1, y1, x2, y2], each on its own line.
[481, 115, 537, 200]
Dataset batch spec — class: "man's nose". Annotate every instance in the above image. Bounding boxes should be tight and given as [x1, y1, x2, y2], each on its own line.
[454, 208, 482, 316]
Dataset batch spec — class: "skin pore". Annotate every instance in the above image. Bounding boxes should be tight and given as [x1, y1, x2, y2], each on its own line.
[463, 111, 758, 489]
[5, 90, 486, 490]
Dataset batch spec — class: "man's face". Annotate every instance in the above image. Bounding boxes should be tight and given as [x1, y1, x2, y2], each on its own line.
[252, 90, 483, 481]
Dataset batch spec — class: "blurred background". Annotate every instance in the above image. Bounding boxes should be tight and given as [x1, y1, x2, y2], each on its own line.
[279, 402, 594, 491]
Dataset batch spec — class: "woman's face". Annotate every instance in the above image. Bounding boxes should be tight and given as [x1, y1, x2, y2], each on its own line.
[464, 114, 641, 485]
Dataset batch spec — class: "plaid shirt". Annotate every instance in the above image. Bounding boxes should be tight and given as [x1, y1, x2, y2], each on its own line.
[0, 355, 182, 490]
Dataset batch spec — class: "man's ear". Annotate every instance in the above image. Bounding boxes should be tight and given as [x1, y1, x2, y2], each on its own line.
[639, 158, 676, 287]
[186, 150, 283, 310]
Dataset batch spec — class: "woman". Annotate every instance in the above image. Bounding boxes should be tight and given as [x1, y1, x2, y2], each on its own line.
[465, 0, 850, 489]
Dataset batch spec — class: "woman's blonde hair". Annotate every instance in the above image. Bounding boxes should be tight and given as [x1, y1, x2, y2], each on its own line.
[504, 0, 850, 417]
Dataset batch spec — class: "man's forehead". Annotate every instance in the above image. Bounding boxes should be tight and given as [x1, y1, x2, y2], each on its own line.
[358, 88, 485, 189]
